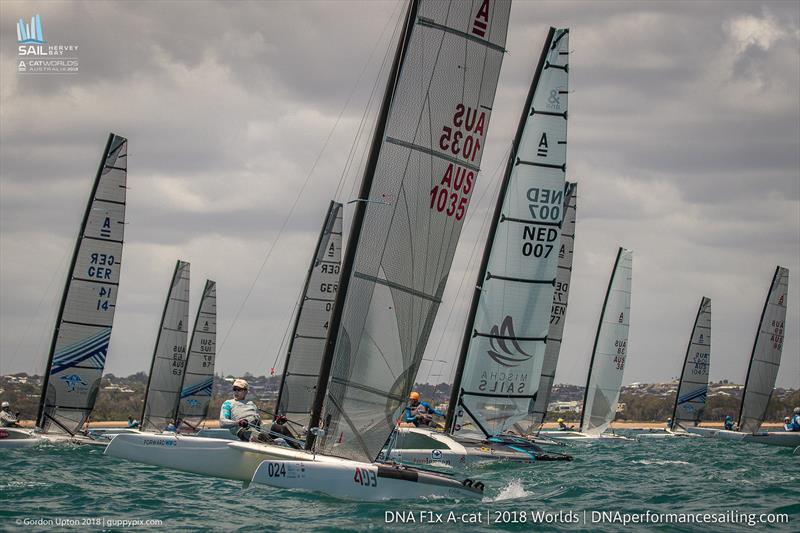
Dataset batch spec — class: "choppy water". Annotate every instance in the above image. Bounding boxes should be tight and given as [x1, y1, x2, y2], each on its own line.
[1, 432, 798, 532]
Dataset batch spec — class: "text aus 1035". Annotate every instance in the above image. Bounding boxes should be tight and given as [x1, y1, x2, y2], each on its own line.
[430, 104, 488, 220]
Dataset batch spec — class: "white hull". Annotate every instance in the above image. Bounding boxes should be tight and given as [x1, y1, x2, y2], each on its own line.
[104, 433, 315, 481]
[687, 427, 800, 448]
[636, 430, 700, 441]
[251, 458, 483, 501]
[538, 430, 632, 441]
[0, 428, 44, 448]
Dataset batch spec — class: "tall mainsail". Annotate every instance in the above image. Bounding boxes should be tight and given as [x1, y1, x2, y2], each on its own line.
[177, 279, 216, 430]
[580, 247, 633, 435]
[276, 201, 343, 428]
[738, 266, 789, 434]
[307, 0, 511, 462]
[448, 28, 570, 439]
[529, 181, 577, 431]
[141, 260, 190, 431]
[671, 297, 711, 431]
[37, 133, 128, 435]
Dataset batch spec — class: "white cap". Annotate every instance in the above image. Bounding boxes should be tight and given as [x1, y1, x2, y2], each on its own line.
[233, 379, 248, 389]
[1, 401, 9, 408]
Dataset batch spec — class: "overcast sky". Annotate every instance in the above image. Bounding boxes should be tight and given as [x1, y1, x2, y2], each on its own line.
[1, 1, 798, 390]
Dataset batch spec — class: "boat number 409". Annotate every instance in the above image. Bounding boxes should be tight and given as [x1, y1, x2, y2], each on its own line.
[354, 468, 377, 487]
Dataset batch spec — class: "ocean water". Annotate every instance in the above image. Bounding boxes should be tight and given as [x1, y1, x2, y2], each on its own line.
[1, 433, 798, 532]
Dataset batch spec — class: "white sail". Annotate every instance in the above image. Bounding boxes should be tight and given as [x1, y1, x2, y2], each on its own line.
[450, 28, 570, 439]
[276, 201, 343, 428]
[529, 181, 577, 431]
[141, 260, 190, 431]
[37, 134, 128, 435]
[177, 279, 216, 430]
[738, 267, 789, 434]
[580, 248, 633, 435]
[311, 0, 511, 463]
[672, 297, 711, 431]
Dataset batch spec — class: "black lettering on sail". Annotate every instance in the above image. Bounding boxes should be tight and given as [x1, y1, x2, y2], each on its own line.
[486, 316, 533, 367]
[537, 132, 548, 157]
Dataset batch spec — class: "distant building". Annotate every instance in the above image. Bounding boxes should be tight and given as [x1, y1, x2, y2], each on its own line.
[548, 401, 580, 413]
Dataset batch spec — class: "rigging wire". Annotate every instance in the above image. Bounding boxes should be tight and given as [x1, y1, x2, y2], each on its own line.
[218, 1, 406, 362]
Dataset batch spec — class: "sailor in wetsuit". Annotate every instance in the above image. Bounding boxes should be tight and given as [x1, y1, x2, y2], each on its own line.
[403, 392, 443, 427]
[666, 417, 674, 431]
[1, 401, 20, 427]
[219, 379, 261, 441]
[723, 415, 734, 431]
[788, 408, 800, 432]
[557, 418, 574, 431]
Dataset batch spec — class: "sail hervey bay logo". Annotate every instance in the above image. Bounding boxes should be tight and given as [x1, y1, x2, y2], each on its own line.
[486, 316, 533, 368]
[16, 13, 79, 74]
[17, 15, 46, 44]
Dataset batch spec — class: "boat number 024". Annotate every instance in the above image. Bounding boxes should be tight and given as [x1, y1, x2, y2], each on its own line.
[265, 463, 287, 477]
[353, 468, 377, 487]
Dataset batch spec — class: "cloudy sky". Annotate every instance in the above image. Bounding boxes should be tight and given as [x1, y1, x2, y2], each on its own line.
[1, 1, 798, 391]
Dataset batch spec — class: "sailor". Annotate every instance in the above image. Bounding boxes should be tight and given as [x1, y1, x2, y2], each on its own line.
[723, 415, 734, 431]
[127, 416, 140, 429]
[403, 392, 443, 427]
[784, 417, 794, 431]
[666, 417, 673, 430]
[164, 419, 178, 432]
[1, 401, 20, 427]
[219, 379, 261, 441]
[557, 418, 574, 431]
[270, 415, 302, 449]
[790, 407, 800, 432]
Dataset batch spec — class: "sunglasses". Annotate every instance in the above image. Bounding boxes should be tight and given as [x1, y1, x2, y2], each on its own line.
[233, 387, 246, 392]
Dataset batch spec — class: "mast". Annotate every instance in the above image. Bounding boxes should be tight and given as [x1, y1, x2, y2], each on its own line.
[305, 0, 418, 450]
[141, 260, 184, 425]
[275, 200, 338, 414]
[580, 247, 623, 431]
[445, 27, 559, 433]
[737, 266, 780, 430]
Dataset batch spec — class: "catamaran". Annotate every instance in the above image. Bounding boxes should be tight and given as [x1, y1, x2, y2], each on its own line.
[248, 0, 513, 500]
[688, 267, 797, 448]
[0, 134, 128, 449]
[637, 297, 710, 440]
[540, 247, 634, 441]
[390, 27, 573, 467]
[105, 202, 344, 475]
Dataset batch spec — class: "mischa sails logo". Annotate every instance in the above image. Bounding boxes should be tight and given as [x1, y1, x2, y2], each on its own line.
[17, 14, 46, 45]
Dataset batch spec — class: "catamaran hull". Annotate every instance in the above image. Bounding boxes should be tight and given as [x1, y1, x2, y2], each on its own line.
[104, 433, 313, 481]
[687, 427, 800, 448]
[538, 430, 632, 441]
[636, 431, 700, 441]
[250, 459, 483, 501]
[0, 428, 44, 448]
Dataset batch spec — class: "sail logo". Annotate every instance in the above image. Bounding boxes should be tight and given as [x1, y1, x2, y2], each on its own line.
[778, 294, 784, 305]
[17, 15, 46, 44]
[618, 312, 624, 323]
[698, 334, 704, 345]
[471, 0, 490, 38]
[486, 316, 532, 368]
[60, 374, 87, 393]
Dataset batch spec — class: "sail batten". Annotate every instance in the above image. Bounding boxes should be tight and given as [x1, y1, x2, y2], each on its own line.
[580, 248, 633, 435]
[308, 0, 511, 463]
[276, 201, 343, 428]
[738, 267, 789, 434]
[37, 133, 128, 435]
[141, 260, 190, 431]
[449, 28, 570, 439]
[177, 279, 216, 430]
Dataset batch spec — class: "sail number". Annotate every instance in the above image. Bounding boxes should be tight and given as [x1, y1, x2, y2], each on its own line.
[87, 252, 115, 280]
[96, 286, 113, 311]
[438, 104, 486, 163]
[614, 339, 627, 370]
[354, 467, 377, 487]
[430, 164, 473, 221]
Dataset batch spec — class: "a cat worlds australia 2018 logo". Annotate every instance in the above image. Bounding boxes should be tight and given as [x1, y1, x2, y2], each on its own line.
[16, 13, 79, 74]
